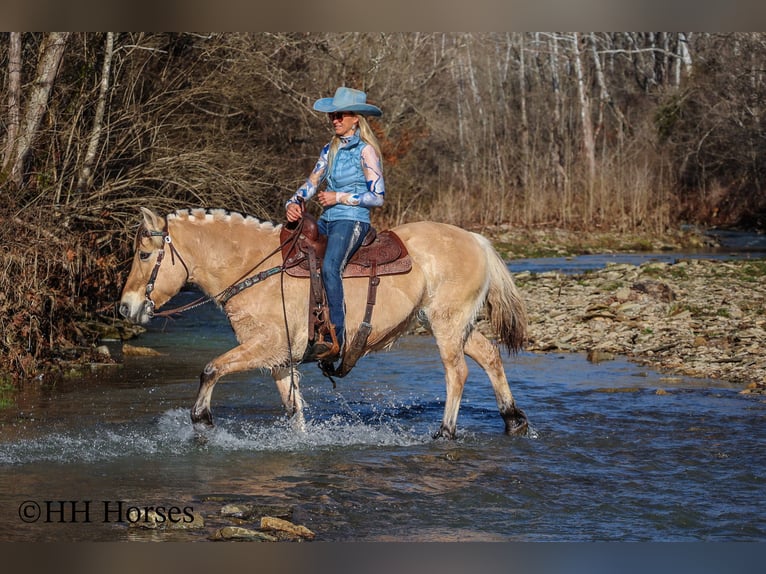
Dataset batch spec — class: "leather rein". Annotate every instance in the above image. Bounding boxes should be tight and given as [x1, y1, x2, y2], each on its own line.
[141, 217, 304, 319]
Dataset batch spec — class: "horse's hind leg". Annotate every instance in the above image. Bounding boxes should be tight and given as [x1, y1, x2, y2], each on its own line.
[463, 330, 528, 436]
[431, 331, 470, 440]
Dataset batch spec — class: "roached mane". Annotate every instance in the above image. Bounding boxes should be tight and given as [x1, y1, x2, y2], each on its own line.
[166, 208, 281, 231]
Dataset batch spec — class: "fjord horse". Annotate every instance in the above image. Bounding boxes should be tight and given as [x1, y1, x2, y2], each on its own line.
[119, 208, 528, 439]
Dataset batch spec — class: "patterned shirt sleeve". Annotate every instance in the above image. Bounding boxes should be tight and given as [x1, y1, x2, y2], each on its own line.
[345, 144, 385, 207]
[286, 144, 330, 207]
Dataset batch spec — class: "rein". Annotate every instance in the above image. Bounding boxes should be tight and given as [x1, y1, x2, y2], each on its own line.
[142, 217, 304, 319]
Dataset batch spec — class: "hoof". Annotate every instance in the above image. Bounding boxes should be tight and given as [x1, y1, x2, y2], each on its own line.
[191, 407, 214, 428]
[432, 425, 457, 440]
[503, 406, 529, 436]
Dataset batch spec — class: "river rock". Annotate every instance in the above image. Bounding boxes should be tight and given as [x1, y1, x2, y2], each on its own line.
[220, 503, 257, 519]
[126, 508, 204, 530]
[167, 511, 205, 530]
[587, 350, 616, 363]
[260, 516, 316, 540]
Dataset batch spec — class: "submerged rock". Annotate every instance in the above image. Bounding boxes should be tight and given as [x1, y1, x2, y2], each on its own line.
[122, 343, 163, 357]
[219, 502, 293, 521]
[126, 509, 204, 530]
[211, 526, 278, 542]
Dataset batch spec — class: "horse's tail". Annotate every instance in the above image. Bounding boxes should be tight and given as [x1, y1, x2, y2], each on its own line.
[474, 233, 528, 354]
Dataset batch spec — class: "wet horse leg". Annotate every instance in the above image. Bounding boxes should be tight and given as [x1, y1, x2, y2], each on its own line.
[431, 329, 470, 440]
[191, 339, 293, 427]
[271, 366, 305, 430]
[463, 331, 528, 436]
[191, 361, 219, 427]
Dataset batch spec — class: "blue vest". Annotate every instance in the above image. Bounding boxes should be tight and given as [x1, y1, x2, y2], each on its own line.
[321, 133, 371, 223]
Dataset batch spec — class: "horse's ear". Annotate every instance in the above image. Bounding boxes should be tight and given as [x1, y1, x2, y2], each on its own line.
[140, 207, 163, 233]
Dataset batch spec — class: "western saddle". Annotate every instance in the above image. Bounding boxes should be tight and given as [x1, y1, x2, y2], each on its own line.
[280, 214, 411, 377]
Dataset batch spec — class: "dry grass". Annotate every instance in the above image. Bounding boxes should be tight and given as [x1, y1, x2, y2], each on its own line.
[0, 203, 125, 382]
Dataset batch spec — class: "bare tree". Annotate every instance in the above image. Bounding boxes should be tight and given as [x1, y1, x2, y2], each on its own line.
[76, 32, 115, 196]
[571, 32, 597, 218]
[2, 32, 22, 183]
[2, 32, 71, 190]
[548, 33, 567, 206]
[518, 33, 530, 192]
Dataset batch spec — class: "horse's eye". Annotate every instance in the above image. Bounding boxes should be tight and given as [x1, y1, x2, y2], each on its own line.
[139, 251, 152, 261]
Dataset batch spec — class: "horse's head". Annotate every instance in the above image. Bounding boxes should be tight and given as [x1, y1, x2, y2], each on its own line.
[119, 207, 190, 324]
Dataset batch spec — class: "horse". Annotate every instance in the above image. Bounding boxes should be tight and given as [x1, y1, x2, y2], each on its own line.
[119, 207, 529, 439]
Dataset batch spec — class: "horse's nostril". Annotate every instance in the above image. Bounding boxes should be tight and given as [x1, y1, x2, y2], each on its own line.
[118, 302, 129, 318]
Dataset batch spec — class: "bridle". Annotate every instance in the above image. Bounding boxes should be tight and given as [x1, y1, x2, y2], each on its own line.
[141, 225, 191, 317]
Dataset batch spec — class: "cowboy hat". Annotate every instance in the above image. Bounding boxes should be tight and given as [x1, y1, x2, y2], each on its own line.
[313, 87, 382, 116]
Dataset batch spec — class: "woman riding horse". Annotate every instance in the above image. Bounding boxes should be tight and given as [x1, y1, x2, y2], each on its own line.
[285, 87, 385, 364]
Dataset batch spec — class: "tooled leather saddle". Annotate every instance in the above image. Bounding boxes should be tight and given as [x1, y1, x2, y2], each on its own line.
[279, 213, 412, 376]
[279, 214, 411, 278]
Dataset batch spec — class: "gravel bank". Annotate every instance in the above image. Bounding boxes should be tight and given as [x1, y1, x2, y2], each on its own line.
[513, 258, 766, 394]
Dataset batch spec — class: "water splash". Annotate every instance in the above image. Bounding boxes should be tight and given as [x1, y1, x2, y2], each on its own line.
[0, 408, 430, 465]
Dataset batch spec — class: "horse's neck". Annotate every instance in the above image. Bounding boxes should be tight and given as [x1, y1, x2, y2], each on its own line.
[172, 219, 281, 295]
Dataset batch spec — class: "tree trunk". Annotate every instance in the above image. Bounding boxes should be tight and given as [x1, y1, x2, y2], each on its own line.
[2, 32, 22, 184]
[76, 32, 115, 196]
[674, 32, 693, 86]
[518, 33, 529, 192]
[571, 32, 597, 221]
[590, 33, 628, 148]
[548, 33, 567, 217]
[7, 32, 71, 189]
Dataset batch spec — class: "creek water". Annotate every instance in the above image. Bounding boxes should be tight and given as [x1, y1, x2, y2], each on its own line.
[1, 239, 765, 542]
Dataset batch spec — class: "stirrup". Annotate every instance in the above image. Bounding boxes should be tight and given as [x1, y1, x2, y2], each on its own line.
[316, 324, 341, 360]
[306, 324, 341, 362]
[315, 340, 340, 361]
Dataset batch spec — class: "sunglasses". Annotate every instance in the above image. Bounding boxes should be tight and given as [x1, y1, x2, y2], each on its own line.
[328, 111, 355, 121]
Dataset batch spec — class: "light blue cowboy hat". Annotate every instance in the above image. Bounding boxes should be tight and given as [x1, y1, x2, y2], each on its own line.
[313, 87, 382, 116]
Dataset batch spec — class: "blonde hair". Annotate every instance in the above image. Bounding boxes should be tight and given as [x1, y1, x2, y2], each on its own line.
[327, 114, 383, 174]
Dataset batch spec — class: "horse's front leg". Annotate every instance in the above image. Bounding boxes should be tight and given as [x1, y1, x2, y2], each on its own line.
[271, 365, 306, 431]
[190, 338, 285, 428]
[191, 362, 221, 427]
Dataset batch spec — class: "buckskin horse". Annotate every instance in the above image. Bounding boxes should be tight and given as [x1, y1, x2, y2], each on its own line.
[119, 207, 529, 439]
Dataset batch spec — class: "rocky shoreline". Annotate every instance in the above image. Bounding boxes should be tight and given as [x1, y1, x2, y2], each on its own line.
[510, 258, 766, 394]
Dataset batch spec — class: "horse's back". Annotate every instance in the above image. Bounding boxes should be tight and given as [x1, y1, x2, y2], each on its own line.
[392, 221, 488, 278]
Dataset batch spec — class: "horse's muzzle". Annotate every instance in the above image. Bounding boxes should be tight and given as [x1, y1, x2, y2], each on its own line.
[118, 297, 153, 324]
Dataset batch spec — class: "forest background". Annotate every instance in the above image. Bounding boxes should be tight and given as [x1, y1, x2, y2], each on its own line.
[1, 32, 765, 381]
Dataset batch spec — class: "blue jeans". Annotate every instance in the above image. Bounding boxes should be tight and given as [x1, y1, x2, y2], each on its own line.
[317, 218, 370, 346]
